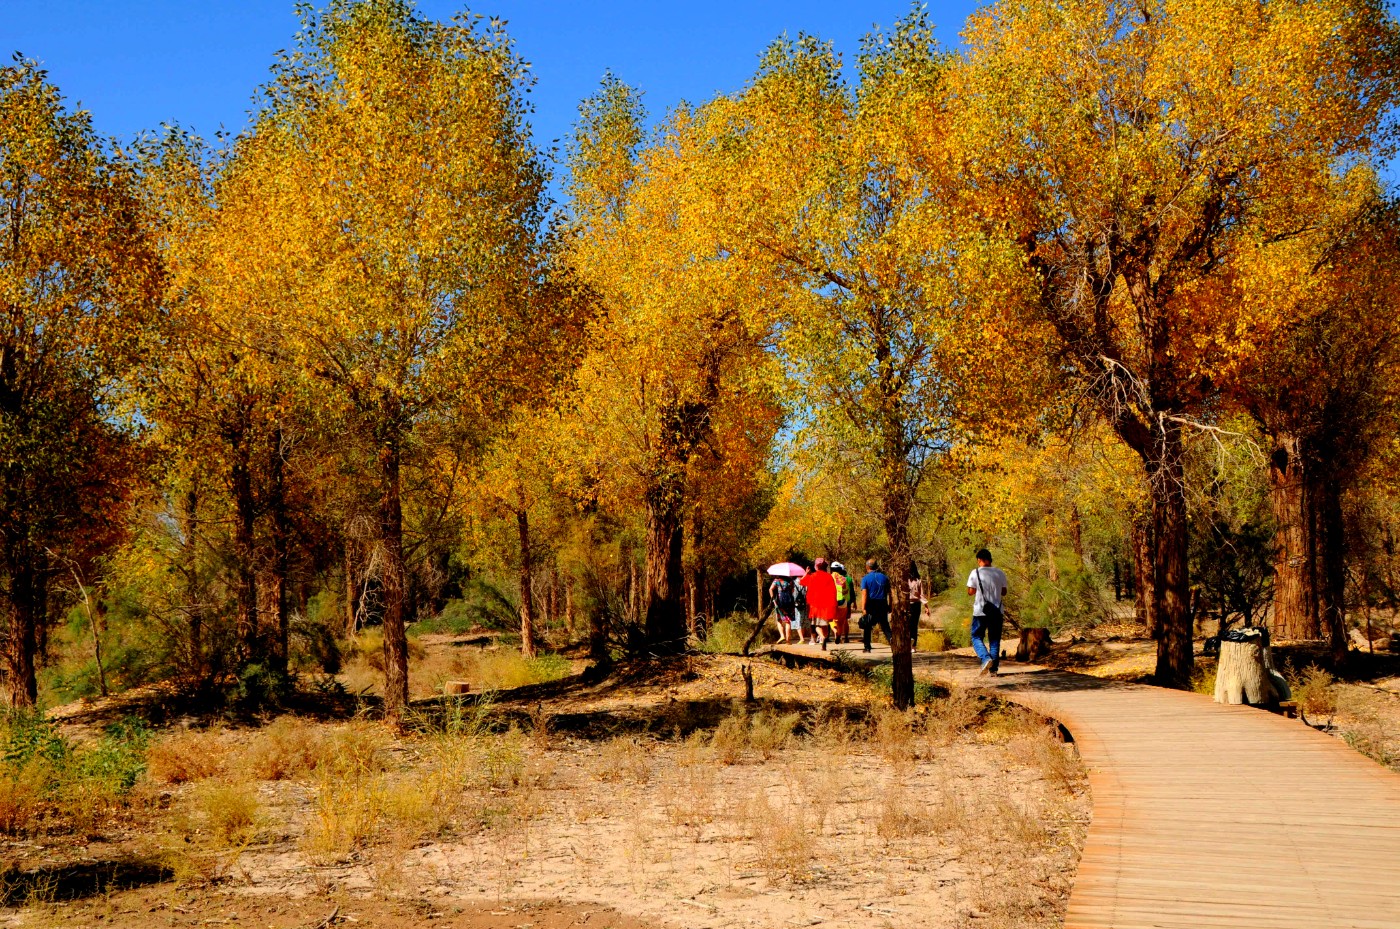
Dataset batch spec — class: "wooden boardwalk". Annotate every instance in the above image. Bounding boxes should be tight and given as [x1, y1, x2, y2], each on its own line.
[775, 642, 1400, 928]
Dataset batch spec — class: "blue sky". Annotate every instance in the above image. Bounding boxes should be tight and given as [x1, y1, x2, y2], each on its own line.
[9, 1, 981, 160]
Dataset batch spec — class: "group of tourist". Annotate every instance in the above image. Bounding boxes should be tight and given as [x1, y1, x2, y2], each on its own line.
[768, 549, 1010, 675]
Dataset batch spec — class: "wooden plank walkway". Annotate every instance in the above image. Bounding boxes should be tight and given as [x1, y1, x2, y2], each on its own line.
[774, 641, 1400, 928]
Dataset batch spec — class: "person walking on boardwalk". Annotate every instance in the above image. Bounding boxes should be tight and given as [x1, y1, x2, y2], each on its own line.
[908, 564, 926, 645]
[967, 548, 1008, 675]
[858, 558, 893, 653]
[832, 562, 856, 643]
[800, 558, 838, 650]
[771, 575, 798, 645]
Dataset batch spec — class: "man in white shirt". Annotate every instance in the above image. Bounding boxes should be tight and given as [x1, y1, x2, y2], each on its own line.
[966, 548, 1008, 676]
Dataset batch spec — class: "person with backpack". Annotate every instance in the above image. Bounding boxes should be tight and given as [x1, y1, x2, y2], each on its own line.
[794, 577, 811, 643]
[966, 548, 1009, 675]
[771, 575, 798, 645]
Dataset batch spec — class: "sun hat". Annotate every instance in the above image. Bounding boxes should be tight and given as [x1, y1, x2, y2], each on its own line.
[831, 561, 846, 573]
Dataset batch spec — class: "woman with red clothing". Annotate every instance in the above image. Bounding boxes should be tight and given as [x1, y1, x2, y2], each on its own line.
[799, 558, 839, 650]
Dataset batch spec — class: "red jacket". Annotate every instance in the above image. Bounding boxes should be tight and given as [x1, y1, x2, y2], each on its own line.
[800, 570, 839, 621]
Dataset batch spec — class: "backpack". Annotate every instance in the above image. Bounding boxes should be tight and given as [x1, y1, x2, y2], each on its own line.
[775, 580, 796, 611]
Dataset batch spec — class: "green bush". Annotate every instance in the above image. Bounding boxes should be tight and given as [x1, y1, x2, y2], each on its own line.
[868, 665, 941, 705]
[1016, 568, 1104, 632]
[942, 612, 972, 648]
[414, 579, 519, 635]
[700, 614, 758, 654]
[0, 712, 149, 835]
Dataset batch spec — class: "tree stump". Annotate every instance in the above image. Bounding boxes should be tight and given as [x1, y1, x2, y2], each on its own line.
[1016, 628, 1052, 662]
[1214, 629, 1289, 706]
[444, 680, 470, 696]
[740, 664, 756, 703]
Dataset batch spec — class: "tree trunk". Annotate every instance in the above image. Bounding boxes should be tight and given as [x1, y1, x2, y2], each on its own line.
[1130, 509, 1156, 634]
[517, 504, 537, 660]
[377, 421, 410, 725]
[230, 420, 259, 663]
[182, 486, 207, 686]
[1318, 477, 1349, 666]
[877, 442, 915, 709]
[1268, 432, 1321, 640]
[1045, 514, 1059, 582]
[268, 426, 292, 670]
[1149, 423, 1194, 688]
[343, 544, 360, 638]
[547, 567, 559, 630]
[1069, 504, 1085, 569]
[643, 481, 687, 653]
[565, 581, 576, 636]
[2, 556, 40, 707]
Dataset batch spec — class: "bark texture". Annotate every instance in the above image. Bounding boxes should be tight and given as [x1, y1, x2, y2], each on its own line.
[377, 421, 410, 724]
[1269, 433, 1321, 640]
[517, 506, 537, 659]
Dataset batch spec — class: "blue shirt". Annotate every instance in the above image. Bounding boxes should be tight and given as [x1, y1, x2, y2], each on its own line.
[860, 571, 890, 602]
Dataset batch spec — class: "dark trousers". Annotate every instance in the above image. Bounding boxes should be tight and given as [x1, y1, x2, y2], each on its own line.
[862, 601, 892, 650]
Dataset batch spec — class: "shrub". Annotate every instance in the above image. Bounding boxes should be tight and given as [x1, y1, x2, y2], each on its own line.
[918, 629, 952, 652]
[942, 613, 972, 648]
[289, 614, 343, 675]
[0, 713, 148, 836]
[412, 579, 519, 635]
[710, 707, 797, 764]
[699, 615, 758, 654]
[197, 782, 260, 847]
[147, 729, 229, 785]
[1292, 666, 1338, 718]
[594, 735, 652, 784]
[457, 649, 570, 691]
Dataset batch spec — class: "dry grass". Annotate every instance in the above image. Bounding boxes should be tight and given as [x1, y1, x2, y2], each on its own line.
[146, 729, 229, 784]
[739, 791, 823, 883]
[195, 782, 260, 848]
[922, 687, 983, 747]
[876, 776, 940, 839]
[872, 707, 918, 764]
[241, 716, 390, 781]
[594, 735, 652, 784]
[302, 771, 382, 862]
[712, 706, 800, 764]
[0, 764, 43, 835]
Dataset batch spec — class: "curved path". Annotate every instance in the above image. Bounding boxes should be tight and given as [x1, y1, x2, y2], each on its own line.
[775, 642, 1400, 928]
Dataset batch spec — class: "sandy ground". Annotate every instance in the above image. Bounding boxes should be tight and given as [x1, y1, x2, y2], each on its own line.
[4, 654, 1087, 929]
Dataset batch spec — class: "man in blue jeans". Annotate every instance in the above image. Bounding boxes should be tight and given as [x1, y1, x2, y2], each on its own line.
[965, 548, 1008, 675]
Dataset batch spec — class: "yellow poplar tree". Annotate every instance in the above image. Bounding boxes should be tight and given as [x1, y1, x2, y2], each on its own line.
[563, 77, 783, 654]
[215, 0, 551, 721]
[0, 62, 161, 706]
[714, 14, 1048, 706]
[952, 0, 1400, 685]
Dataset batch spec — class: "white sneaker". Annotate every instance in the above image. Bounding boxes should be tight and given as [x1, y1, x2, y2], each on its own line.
[979, 659, 991, 676]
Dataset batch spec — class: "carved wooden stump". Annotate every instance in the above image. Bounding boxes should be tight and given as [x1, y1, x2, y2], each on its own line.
[444, 680, 470, 696]
[1016, 627, 1052, 662]
[1214, 630, 1289, 706]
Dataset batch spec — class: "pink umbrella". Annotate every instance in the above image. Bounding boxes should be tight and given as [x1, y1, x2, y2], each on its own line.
[767, 562, 807, 578]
